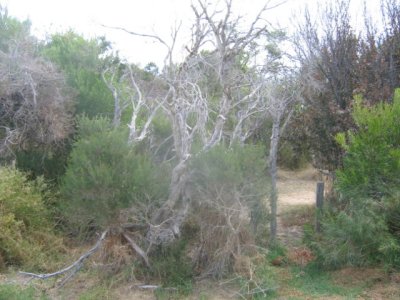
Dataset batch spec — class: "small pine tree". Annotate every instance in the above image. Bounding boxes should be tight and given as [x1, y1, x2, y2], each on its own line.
[311, 90, 400, 268]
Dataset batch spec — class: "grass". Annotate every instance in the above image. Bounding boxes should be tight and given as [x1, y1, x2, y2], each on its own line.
[77, 285, 113, 300]
[280, 204, 315, 228]
[0, 284, 48, 300]
[288, 263, 364, 298]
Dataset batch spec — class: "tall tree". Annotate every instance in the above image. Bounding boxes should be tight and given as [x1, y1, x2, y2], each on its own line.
[42, 31, 115, 118]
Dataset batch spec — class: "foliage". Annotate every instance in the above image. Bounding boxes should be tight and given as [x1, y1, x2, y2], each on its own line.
[278, 141, 310, 170]
[60, 116, 169, 236]
[310, 204, 400, 268]
[336, 93, 400, 199]
[150, 240, 193, 296]
[293, 1, 400, 171]
[15, 145, 72, 182]
[42, 31, 114, 118]
[0, 284, 48, 300]
[0, 6, 31, 52]
[309, 92, 400, 269]
[0, 167, 64, 271]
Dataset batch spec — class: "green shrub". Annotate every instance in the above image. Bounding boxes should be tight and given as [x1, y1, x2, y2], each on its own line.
[60, 116, 169, 236]
[336, 92, 400, 200]
[0, 168, 64, 271]
[311, 90, 400, 269]
[310, 203, 399, 268]
[15, 144, 71, 183]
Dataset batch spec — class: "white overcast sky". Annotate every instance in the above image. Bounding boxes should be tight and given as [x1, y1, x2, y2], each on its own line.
[2, 0, 381, 66]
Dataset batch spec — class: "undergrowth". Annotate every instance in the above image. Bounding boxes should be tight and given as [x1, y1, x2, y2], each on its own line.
[289, 263, 364, 298]
[0, 284, 48, 300]
[0, 167, 65, 271]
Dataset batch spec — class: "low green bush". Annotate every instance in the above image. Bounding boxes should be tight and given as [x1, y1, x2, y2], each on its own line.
[60, 116, 169, 237]
[0, 168, 64, 271]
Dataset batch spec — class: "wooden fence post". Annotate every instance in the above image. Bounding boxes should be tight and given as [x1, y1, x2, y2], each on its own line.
[315, 181, 324, 233]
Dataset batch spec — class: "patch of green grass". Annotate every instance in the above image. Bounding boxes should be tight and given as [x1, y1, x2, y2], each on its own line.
[0, 284, 48, 300]
[289, 263, 364, 298]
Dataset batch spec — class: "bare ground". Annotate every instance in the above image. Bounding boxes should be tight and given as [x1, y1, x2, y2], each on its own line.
[277, 166, 319, 212]
[276, 166, 319, 246]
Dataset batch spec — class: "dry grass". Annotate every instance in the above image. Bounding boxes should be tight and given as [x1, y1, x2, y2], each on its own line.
[330, 268, 400, 300]
[280, 204, 315, 228]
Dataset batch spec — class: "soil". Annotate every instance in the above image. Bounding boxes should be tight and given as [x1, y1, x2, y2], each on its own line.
[277, 166, 319, 212]
[276, 166, 319, 246]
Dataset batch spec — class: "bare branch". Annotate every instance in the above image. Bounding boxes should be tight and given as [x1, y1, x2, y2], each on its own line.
[19, 230, 108, 283]
[122, 232, 150, 268]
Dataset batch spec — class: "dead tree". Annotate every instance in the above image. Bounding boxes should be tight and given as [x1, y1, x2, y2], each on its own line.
[0, 32, 73, 160]
[102, 61, 168, 142]
[263, 77, 300, 241]
[145, 0, 274, 245]
[107, 0, 281, 251]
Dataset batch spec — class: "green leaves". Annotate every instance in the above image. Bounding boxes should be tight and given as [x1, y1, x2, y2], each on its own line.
[313, 91, 400, 269]
[0, 168, 63, 271]
[336, 91, 400, 200]
[60, 116, 169, 236]
[42, 31, 114, 118]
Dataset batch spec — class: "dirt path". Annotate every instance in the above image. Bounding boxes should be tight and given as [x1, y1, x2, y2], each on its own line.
[277, 166, 319, 212]
[276, 166, 319, 246]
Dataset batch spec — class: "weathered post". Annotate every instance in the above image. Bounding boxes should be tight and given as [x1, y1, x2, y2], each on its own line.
[315, 181, 324, 233]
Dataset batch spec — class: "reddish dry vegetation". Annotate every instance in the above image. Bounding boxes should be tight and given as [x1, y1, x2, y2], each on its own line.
[287, 247, 315, 267]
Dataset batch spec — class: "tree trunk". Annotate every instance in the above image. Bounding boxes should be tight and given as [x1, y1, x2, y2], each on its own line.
[268, 117, 280, 242]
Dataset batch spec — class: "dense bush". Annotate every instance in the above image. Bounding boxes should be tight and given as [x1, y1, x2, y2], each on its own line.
[60, 116, 169, 236]
[0, 167, 64, 271]
[310, 91, 400, 269]
[335, 93, 400, 199]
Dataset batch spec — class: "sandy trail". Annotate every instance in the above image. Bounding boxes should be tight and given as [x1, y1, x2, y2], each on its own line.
[277, 167, 319, 212]
[276, 166, 319, 245]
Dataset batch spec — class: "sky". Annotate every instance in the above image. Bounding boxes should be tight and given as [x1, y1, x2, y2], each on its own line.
[1, 0, 382, 66]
